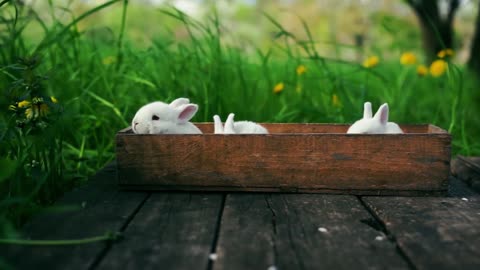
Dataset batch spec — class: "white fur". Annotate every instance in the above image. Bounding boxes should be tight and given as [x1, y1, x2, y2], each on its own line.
[386, 122, 403, 134]
[347, 102, 403, 134]
[169, 97, 190, 108]
[131, 98, 202, 134]
[213, 113, 268, 134]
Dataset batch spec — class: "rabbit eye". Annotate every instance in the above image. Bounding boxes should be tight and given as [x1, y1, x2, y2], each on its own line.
[152, 115, 160, 121]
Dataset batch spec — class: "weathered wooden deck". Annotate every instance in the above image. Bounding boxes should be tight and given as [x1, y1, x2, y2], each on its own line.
[2, 158, 480, 270]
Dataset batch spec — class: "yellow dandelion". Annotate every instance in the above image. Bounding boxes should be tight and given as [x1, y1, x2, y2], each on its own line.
[416, 65, 428, 76]
[437, 48, 454, 58]
[296, 65, 307, 75]
[102, 56, 116, 65]
[400, 52, 417, 65]
[18, 100, 31, 108]
[332, 94, 341, 107]
[363, 56, 379, 68]
[25, 103, 49, 120]
[429, 59, 448, 77]
[273, 82, 284, 94]
[50, 96, 58, 103]
[25, 108, 34, 119]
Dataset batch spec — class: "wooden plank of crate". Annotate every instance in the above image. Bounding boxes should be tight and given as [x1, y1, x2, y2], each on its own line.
[362, 178, 480, 270]
[1, 163, 149, 270]
[117, 130, 450, 194]
[95, 193, 224, 270]
[213, 194, 409, 270]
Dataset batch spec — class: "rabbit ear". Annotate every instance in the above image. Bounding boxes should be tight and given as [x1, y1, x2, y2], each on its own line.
[224, 113, 236, 134]
[176, 104, 198, 123]
[373, 103, 389, 125]
[169, 98, 190, 108]
[363, 102, 372, 119]
[213, 115, 224, 134]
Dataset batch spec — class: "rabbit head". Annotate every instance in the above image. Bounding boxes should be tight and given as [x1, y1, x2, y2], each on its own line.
[131, 99, 200, 134]
[347, 102, 390, 134]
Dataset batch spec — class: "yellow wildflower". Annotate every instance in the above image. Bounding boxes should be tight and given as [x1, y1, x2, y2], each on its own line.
[25, 108, 34, 119]
[25, 104, 49, 119]
[332, 94, 341, 107]
[363, 56, 379, 68]
[102, 56, 116, 65]
[51, 96, 58, 103]
[429, 60, 448, 77]
[18, 100, 31, 108]
[416, 65, 428, 76]
[296, 65, 307, 75]
[400, 52, 417, 65]
[273, 82, 284, 94]
[437, 49, 454, 58]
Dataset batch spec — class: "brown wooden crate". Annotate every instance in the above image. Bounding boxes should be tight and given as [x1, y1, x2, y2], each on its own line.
[116, 123, 451, 195]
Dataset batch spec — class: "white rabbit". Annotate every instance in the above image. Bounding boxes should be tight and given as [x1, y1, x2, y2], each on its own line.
[131, 98, 202, 134]
[347, 102, 403, 134]
[213, 113, 268, 134]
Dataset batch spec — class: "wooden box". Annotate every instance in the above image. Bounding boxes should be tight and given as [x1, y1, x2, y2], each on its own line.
[116, 124, 451, 195]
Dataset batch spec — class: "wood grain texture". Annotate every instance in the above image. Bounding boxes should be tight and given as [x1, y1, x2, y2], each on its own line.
[363, 179, 480, 270]
[213, 193, 409, 270]
[1, 163, 149, 270]
[96, 193, 224, 270]
[116, 124, 451, 195]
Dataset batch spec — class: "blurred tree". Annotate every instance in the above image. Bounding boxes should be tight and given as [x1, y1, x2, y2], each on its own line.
[468, 0, 480, 74]
[405, 0, 460, 62]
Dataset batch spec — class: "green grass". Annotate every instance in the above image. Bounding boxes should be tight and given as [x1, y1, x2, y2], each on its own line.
[1, 1, 479, 239]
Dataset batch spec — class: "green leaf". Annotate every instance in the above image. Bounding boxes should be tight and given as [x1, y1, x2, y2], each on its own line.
[124, 75, 156, 89]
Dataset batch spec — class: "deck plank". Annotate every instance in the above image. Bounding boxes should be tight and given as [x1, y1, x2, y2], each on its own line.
[1, 163, 149, 270]
[452, 156, 480, 193]
[213, 194, 409, 270]
[363, 177, 480, 270]
[96, 193, 224, 270]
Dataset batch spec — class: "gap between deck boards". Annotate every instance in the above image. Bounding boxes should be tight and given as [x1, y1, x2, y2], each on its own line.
[356, 196, 417, 270]
[207, 195, 227, 270]
[88, 193, 152, 270]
